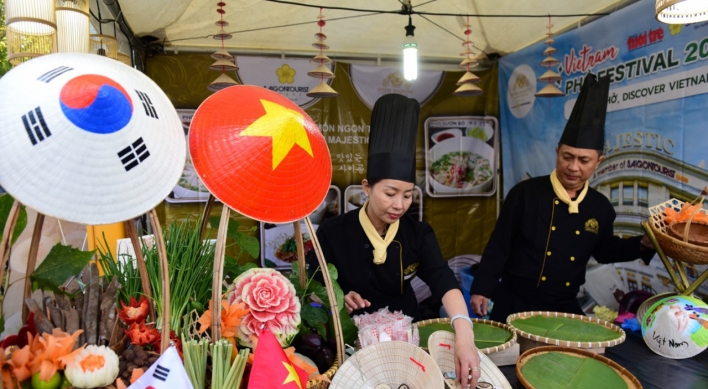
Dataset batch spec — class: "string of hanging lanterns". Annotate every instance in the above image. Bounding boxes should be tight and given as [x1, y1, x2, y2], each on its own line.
[535, 15, 564, 97]
[306, 8, 338, 98]
[208, 1, 240, 92]
[454, 16, 483, 97]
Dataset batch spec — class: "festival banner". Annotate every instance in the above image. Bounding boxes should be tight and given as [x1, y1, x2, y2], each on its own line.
[148, 55, 500, 266]
[499, 0, 708, 300]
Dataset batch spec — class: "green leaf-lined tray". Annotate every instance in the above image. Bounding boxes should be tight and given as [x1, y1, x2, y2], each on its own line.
[507, 312, 626, 349]
[416, 318, 516, 354]
[516, 346, 642, 389]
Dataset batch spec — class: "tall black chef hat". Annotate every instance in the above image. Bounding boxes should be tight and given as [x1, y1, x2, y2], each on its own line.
[366, 94, 420, 183]
[560, 73, 610, 151]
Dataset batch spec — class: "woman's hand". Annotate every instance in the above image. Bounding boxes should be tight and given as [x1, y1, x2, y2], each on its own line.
[454, 321, 481, 389]
[343, 291, 370, 313]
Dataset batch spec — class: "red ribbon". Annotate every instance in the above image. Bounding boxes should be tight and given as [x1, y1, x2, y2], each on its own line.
[410, 357, 426, 372]
[439, 343, 452, 350]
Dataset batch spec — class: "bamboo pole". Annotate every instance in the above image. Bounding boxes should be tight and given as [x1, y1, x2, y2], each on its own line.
[211, 205, 231, 341]
[198, 194, 216, 241]
[148, 209, 171, 353]
[21, 213, 44, 323]
[0, 200, 22, 303]
[303, 216, 344, 365]
[124, 219, 157, 322]
[293, 221, 306, 289]
[641, 222, 685, 293]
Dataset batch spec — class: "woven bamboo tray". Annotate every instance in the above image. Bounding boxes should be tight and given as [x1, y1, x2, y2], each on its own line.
[648, 197, 708, 265]
[416, 317, 517, 354]
[516, 346, 642, 389]
[428, 330, 512, 389]
[506, 312, 625, 353]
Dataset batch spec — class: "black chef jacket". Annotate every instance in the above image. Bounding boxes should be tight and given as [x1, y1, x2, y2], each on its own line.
[307, 209, 460, 321]
[471, 176, 655, 321]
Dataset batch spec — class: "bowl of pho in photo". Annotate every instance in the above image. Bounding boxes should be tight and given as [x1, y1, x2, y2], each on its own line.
[428, 136, 494, 194]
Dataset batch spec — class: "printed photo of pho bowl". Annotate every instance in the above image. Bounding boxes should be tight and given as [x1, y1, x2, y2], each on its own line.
[431, 128, 463, 144]
[428, 136, 494, 194]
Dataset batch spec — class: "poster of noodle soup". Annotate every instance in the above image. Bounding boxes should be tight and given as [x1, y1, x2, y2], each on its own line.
[424, 116, 498, 197]
[260, 186, 341, 269]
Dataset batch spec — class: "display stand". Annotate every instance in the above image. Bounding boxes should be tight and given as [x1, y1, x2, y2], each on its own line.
[643, 187, 708, 297]
[209, 210, 342, 388]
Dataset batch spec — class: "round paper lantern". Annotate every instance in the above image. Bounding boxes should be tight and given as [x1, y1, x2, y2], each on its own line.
[0, 53, 186, 225]
[189, 85, 332, 223]
[642, 295, 708, 359]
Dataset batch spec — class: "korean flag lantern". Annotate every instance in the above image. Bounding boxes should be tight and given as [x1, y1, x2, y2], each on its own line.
[0, 53, 186, 225]
[642, 295, 708, 359]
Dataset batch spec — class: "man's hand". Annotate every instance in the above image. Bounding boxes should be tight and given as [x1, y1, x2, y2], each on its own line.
[640, 234, 654, 251]
[344, 291, 370, 314]
[470, 294, 489, 316]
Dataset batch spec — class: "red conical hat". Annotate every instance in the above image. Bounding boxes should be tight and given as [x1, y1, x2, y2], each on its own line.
[189, 85, 331, 223]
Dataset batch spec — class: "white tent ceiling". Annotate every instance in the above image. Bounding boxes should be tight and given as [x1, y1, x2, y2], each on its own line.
[108, 0, 639, 66]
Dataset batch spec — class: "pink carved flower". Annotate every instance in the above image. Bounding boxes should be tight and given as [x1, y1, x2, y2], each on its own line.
[227, 268, 301, 347]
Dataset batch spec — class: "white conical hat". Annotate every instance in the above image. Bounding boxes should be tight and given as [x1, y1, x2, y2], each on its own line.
[428, 331, 512, 389]
[0, 53, 186, 225]
[330, 341, 444, 389]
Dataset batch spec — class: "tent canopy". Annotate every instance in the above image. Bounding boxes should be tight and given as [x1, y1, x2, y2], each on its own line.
[112, 0, 633, 66]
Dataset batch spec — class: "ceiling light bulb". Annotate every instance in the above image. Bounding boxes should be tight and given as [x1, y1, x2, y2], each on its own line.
[403, 16, 417, 81]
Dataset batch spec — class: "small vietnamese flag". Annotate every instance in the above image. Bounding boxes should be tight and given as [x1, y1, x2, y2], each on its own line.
[248, 329, 309, 389]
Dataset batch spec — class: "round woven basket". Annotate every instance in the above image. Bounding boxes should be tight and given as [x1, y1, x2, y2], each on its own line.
[506, 311, 625, 349]
[307, 357, 339, 389]
[416, 317, 517, 354]
[516, 346, 642, 389]
[648, 198, 708, 265]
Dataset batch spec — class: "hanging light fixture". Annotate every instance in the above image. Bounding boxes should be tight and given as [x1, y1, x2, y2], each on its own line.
[90, 0, 117, 58]
[56, 0, 90, 53]
[307, 8, 338, 98]
[656, 0, 708, 24]
[535, 15, 564, 97]
[5, 0, 57, 66]
[402, 15, 418, 81]
[208, 1, 239, 92]
[454, 17, 483, 97]
[117, 52, 132, 66]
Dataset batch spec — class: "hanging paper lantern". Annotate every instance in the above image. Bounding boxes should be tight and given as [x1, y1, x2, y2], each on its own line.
[0, 53, 186, 225]
[56, 0, 90, 54]
[208, 1, 239, 92]
[5, 0, 57, 65]
[535, 16, 564, 97]
[454, 17, 483, 97]
[189, 85, 332, 223]
[306, 8, 338, 98]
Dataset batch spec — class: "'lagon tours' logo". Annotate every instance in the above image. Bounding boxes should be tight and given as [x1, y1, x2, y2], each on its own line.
[276, 64, 296, 84]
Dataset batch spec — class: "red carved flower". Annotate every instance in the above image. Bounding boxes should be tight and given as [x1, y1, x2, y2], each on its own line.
[119, 296, 149, 325]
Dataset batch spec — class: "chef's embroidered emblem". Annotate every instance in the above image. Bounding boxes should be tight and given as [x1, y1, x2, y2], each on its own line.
[585, 218, 599, 234]
[403, 262, 419, 280]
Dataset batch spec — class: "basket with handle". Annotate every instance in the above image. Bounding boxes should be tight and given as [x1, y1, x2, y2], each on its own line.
[648, 187, 708, 265]
[209, 205, 343, 389]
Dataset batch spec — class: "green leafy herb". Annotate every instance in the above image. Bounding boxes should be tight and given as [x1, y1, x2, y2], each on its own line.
[0, 194, 27, 245]
[30, 243, 94, 294]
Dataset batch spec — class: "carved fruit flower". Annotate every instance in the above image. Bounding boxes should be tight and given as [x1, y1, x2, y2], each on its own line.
[227, 268, 301, 348]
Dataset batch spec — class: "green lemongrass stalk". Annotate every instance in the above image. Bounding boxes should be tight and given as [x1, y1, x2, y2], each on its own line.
[224, 348, 250, 389]
[145, 217, 215, 334]
[182, 336, 209, 389]
[210, 340, 233, 389]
